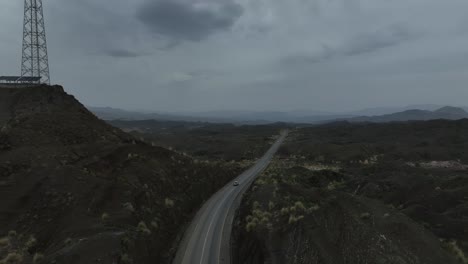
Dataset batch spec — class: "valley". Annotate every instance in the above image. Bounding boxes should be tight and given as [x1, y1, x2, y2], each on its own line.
[1, 85, 467, 264]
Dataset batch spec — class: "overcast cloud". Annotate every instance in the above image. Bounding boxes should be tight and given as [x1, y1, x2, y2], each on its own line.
[137, 0, 243, 42]
[1, 0, 468, 113]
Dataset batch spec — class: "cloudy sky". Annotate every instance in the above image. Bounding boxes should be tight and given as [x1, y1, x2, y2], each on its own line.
[1, 0, 468, 113]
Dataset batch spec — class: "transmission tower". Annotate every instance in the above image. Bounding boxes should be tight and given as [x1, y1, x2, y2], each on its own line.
[21, 0, 50, 84]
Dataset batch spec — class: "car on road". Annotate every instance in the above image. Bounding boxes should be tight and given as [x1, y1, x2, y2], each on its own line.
[233, 181, 239, 186]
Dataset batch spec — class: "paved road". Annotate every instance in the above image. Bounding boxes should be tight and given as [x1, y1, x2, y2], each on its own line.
[173, 131, 288, 264]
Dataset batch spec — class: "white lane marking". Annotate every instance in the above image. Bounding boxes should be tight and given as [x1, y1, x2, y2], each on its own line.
[217, 141, 285, 262]
[217, 178, 251, 262]
[217, 203, 231, 262]
[183, 171, 254, 263]
[199, 187, 236, 264]
[215, 136, 285, 262]
[180, 195, 219, 264]
[181, 134, 287, 264]
[217, 177, 252, 262]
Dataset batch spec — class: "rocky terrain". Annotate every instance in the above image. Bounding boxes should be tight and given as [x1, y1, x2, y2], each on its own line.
[233, 120, 468, 264]
[0, 85, 251, 264]
[108, 119, 283, 162]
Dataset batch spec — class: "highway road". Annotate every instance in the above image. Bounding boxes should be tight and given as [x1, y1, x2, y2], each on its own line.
[173, 131, 288, 264]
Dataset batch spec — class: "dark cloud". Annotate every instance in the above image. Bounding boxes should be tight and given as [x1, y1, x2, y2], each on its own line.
[3, 0, 468, 113]
[136, 0, 243, 42]
[48, 0, 144, 57]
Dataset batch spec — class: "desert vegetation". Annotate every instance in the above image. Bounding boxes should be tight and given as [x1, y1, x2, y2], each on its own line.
[109, 119, 284, 163]
[233, 120, 468, 264]
[0, 231, 42, 264]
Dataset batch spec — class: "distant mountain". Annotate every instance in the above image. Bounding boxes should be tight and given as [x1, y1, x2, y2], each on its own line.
[88, 105, 468, 125]
[89, 106, 165, 120]
[88, 107, 244, 124]
[182, 110, 356, 124]
[346, 106, 468, 123]
[434, 106, 468, 116]
[88, 107, 346, 124]
[348, 104, 445, 116]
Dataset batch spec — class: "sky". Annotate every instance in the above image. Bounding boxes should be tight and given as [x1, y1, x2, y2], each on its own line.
[1, 0, 468, 113]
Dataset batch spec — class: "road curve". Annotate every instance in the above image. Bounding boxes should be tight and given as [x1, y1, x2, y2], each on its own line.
[173, 131, 288, 264]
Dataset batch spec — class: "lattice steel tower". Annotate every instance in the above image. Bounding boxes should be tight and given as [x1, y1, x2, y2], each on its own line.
[21, 0, 50, 84]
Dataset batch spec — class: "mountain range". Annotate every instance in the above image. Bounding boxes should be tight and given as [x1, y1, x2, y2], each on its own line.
[346, 106, 468, 123]
[88, 105, 468, 124]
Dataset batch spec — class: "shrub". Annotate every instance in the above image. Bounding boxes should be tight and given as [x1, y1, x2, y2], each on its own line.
[252, 201, 260, 209]
[327, 180, 345, 191]
[165, 198, 175, 208]
[280, 207, 290, 215]
[246, 222, 257, 232]
[260, 217, 269, 226]
[360, 212, 371, 219]
[123, 203, 135, 212]
[0, 237, 9, 248]
[137, 221, 151, 236]
[288, 214, 304, 224]
[245, 205, 272, 232]
[289, 205, 296, 213]
[25, 235, 37, 250]
[293, 201, 306, 212]
[306, 204, 320, 213]
[101, 213, 110, 222]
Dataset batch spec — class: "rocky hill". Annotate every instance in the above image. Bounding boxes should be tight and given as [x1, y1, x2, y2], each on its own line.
[0, 85, 241, 264]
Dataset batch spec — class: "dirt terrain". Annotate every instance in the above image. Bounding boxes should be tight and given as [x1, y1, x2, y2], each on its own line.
[233, 121, 468, 264]
[0, 85, 249, 264]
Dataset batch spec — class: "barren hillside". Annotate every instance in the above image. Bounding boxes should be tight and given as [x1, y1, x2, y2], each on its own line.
[0, 85, 241, 264]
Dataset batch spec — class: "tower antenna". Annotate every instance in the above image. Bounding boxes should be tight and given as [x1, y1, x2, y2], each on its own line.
[21, 0, 50, 84]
